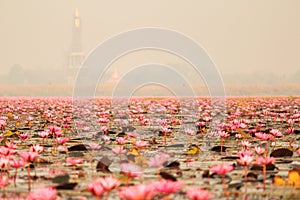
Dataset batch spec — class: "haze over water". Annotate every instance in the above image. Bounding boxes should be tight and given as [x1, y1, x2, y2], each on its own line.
[0, 0, 299, 96]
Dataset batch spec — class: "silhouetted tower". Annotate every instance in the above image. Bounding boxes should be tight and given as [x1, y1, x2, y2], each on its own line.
[68, 8, 84, 83]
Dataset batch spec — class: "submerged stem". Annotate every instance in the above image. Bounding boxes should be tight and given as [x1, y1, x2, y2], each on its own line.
[27, 164, 31, 191]
[222, 175, 229, 200]
[263, 164, 266, 190]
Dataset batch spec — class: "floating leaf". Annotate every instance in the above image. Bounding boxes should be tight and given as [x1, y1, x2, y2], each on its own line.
[221, 156, 239, 160]
[56, 182, 77, 190]
[273, 170, 300, 188]
[134, 156, 147, 166]
[211, 146, 228, 153]
[251, 163, 276, 171]
[186, 145, 202, 155]
[129, 148, 139, 156]
[202, 170, 210, 178]
[163, 161, 180, 169]
[126, 154, 136, 162]
[16, 121, 20, 127]
[247, 172, 258, 180]
[69, 151, 84, 157]
[270, 148, 293, 157]
[165, 144, 185, 149]
[273, 176, 287, 186]
[96, 156, 112, 173]
[52, 174, 70, 184]
[68, 144, 87, 151]
[287, 170, 300, 188]
[4, 130, 14, 137]
[159, 171, 177, 181]
[228, 182, 243, 190]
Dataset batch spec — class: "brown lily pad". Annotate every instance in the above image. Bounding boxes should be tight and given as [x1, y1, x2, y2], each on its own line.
[68, 144, 88, 151]
[270, 148, 293, 157]
[96, 156, 112, 173]
[52, 174, 70, 184]
[56, 182, 77, 190]
[163, 161, 180, 169]
[251, 163, 276, 171]
[211, 145, 228, 152]
[159, 171, 177, 181]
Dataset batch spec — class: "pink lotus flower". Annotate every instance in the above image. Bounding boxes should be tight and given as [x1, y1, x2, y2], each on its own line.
[161, 127, 171, 144]
[256, 156, 275, 190]
[5, 141, 18, 149]
[236, 151, 253, 166]
[247, 129, 257, 134]
[235, 134, 242, 139]
[210, 164, 234, 175]
[101, 126, 108, 133]
[219, 131, 230, 138]
[19, 133, 29, 140]
[87, 182, 105, 197]
[19, 151, 38, 191]
[285, 128, 294, 134]
[98, 117, 109, 123]
[55, 137, 70, 144]
[255, 132, 274, 141]
[121, 163, 143, 178]
[241, 140, 251, 148]
[287, 119, 294, 125]
[151, 179, 183, 194]
[102, 135, 111, 142]
[0, 119, 7, 128]
[88, 142, 101, 150]
[116, 137, 127, 145]
[186, 188, 212, 200]
[118, 184, 157, 200]
[97, 176, 120, 191]
[0, 176, 9, 188]
[48, 126, 62, 135]
[185, 129, 196, 136]
[82, 126, 90, 132]
[10, 159, 25, 169]
[134, 140, 148, 148]
[161, 127, 171, 134]
[147, 153, 169, 167]
[19, 151, 38, 162]
[66, 157, 83, 166]
[38, 131, 50, 138]
[0, 157, 10, 169]
[254, 146, 265, 155]
[256, 156, 275, 165]
[112, 146, 126, 155]
[0, 146, 16, 157]
[30, 144, 44, 154]
[159, 120, 168, 127]
[270, 129, 283, 137]
[196, 121, 205, 127]
[203, 117, 211, 122]
[28, 187, 57, 200]
[48, 126, 63, 137]
[126, 132, 139, 138]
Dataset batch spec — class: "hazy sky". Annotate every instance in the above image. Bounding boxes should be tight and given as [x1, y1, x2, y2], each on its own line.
[1, 0, 299, 76]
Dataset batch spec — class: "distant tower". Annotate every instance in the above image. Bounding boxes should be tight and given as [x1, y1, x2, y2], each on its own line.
[68, 8, 84, 83]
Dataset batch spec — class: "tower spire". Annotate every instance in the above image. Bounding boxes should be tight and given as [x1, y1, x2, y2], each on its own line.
[74, 8, 80, 28]
[67, 8, 85, 83]
[68, 8, 84, 68]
